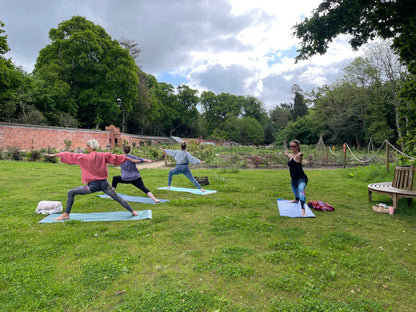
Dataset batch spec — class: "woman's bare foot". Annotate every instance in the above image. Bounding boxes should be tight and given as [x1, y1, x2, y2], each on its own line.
[200, 188, 206, 192]
[147, 192, 159, 203]
[55, 213, 70, 220]
[301, 209, 306, 216]
[166, 186, 171, 189]
[131, 210, 138, 216]
[290, 199, 299, 203]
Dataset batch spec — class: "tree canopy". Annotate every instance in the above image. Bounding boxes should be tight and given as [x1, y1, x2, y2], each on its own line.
[34, 16, 139, 129]
[293, 0, 416, 74]
[2, 16, 413, 148]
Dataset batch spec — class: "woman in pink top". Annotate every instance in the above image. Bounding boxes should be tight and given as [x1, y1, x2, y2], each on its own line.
[45, 139, 142, 220]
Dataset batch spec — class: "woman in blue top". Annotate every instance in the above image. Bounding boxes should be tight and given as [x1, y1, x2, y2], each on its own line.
[285, 139, 308, 216]
[111, 145, 160, 203]
[160, 142, 205, 192]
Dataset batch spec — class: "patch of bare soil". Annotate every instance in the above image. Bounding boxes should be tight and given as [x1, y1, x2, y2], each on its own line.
[137, 160, 167, 169]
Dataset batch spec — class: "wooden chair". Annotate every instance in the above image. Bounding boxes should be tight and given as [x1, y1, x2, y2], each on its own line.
[368, 165, 416, 209]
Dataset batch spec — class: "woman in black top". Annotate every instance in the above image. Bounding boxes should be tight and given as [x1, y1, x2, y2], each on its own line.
[285, 139, 308, 216]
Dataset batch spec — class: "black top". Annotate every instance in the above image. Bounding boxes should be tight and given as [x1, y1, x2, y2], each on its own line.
[288, 158, 307, 180]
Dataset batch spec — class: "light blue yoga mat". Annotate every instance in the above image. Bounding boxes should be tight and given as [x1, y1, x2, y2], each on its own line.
[277, 199, 315, 218]
[97, 193, 169, 204]
[39, 210, 152, 223]
[157, 186, 217, 195]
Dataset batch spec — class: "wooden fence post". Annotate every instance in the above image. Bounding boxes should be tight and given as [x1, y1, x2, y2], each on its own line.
[343, 143, 347, 168]
[386, 141, 389, 173]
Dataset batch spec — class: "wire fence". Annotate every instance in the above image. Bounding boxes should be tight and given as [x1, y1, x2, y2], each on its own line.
[222, 139, 415, 169]
[304, 139, 415, 168]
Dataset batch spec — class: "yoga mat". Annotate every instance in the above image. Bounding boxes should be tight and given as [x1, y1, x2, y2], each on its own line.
[39, 210, 152, 223]
[157, 186, 217, 195]
[277, 199, 315, 218]
[97, 193, 169, 204]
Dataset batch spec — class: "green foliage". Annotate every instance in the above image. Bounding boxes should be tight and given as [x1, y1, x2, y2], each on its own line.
[10, 148, 23, 161]
[3, 16, 412, 146]
[292, 91, 307, 121]
[34, 16, 139, 129]
[2, 161, 416, 311]
[293, 0, 416, 76]
[224, 116, 264, 145]
[399, 78, 416, 157]
[28, 150, 41, 161]
[347, 164, 394, 183]
[276, 110, 322, 145]
[0, 20, 9, 55]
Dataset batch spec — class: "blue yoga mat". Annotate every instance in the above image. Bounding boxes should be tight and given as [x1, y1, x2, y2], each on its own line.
[39, 210, 152, 223]
[157, 186, 217, 195]
[277, 199, 315, 218]
[97, 193, 169, 204]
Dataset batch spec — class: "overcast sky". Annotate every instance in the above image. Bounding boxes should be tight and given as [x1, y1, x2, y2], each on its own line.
[1, 0, 364, 111]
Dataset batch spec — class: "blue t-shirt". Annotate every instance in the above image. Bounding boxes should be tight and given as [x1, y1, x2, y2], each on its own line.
[164, 149, 201, 165]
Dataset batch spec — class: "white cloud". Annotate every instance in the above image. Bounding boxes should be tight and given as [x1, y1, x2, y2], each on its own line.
[1, 0, 365, 112]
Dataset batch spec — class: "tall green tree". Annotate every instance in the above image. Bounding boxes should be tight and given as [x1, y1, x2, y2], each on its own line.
[224, 116, 264, 145]
[0, 21, 21, 118]
[313, 82, 367, 145]
[126, 70, 153, 134]
[277, 109, 322, 145]
[0, 20, 9, 55]
[293, 0, 416, 149]
[0, 21, 42, 124]
[292, 91, 307, 121]
[270, 104, 291, 131]
[176, 84, 200, 137]
[240, 95, 268, 127]
[201, 91, 243, 136]
[364, 41, 409, 146]
[34, 16, 139, 129]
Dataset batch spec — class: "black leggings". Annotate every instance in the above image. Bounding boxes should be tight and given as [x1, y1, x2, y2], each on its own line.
[112, 176, 150, 195]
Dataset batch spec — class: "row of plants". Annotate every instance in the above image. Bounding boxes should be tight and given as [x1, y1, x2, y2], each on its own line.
[0, 142, 397, 168]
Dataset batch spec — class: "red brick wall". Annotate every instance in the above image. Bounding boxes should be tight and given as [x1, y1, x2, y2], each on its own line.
[0, 123, 111, 151]
[0, 122, 222, 151]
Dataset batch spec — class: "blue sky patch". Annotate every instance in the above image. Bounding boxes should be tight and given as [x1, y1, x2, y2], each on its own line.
[157, 71, 189, 87]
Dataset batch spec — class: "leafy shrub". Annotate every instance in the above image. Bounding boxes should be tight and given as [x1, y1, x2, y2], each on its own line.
[11, 148, 23, 161]
[42, 147, 58, 163]
[347, 164, 394, 182]
[28, 150, 41, 161]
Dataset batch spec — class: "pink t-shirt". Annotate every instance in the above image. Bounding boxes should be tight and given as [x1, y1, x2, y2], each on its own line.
[57, 152, 127, 184]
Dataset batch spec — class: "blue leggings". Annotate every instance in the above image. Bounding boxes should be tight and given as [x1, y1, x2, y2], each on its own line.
[291, 177, 308, 203]
[66, 180, 133, 213]
[168, 165, 202, 189]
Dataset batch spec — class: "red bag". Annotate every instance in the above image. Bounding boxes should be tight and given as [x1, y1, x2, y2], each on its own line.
[307, 201, 335, 211]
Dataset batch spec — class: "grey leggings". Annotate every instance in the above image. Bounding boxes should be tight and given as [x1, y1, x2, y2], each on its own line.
[66, 180, 133, 213]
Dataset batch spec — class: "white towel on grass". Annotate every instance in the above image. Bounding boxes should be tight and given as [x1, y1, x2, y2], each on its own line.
[35, 201, 63, 215]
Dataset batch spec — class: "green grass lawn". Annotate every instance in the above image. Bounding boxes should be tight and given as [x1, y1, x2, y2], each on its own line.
[1, 160, 415, 311]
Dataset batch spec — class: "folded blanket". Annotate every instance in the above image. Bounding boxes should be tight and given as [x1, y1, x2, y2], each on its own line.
[35, 201, 63, 215]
